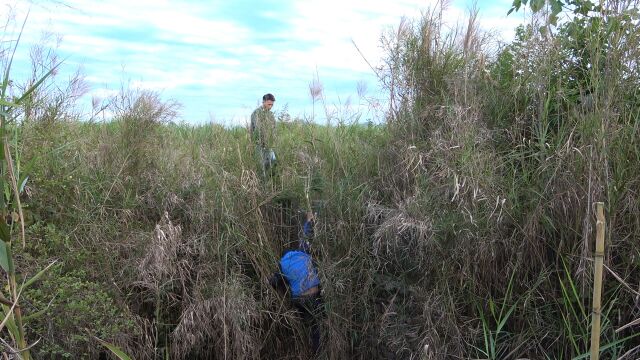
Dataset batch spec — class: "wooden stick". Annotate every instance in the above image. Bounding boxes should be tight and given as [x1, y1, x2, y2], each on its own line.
[590, 202, 605, 360]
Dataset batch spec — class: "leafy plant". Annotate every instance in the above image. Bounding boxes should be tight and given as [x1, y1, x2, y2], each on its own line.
[94, 335, 134, 360]
[0, 15, 60, 359]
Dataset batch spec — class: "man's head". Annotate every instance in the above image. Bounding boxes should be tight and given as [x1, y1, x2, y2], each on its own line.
[262, 93, 275, 111]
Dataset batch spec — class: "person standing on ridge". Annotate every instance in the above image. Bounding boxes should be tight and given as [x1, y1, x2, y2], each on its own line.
[250, 93, 277, 177]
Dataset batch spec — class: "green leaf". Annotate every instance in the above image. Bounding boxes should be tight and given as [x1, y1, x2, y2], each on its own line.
[0, 221, 10, 243]
[3, 183, 11, 207]
[22, 260, 57, 289]
[0, 123, 5, 151]
[18, 175, 28, 194]
[0, 181, 5, 214]
[496, 302, 517, 333]
[23, 307, 48, 323]
[0, 305, 19, 336]
[551, 0, 563, 15]
[561, 257, 587, 319]
[572, 333, 640, 359]
[512, 0, 522, 10]
[0, 241, 13, 274]
[561, 310, 581, 354]
[17, 156, 38, 194]
[531, 0, 545, 12]
[477, 303, 491, 356]
[1, 13, 28, 98]
[489, 297, 496, 319]
[539, 26, 548, 36]
[0, 99, 19, 107]
[94, 336, 134, 360]
[15, 63, 62, 105]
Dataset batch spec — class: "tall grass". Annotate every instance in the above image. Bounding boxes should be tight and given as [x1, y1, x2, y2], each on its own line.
[2, 0, 640, 358]
[0, 14, 63, 359]
[373, 0, 640, 357]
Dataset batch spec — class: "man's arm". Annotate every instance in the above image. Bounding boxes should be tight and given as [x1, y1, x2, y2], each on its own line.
[269, 271, 288, 293]
[250, 109, 260, 145]
[304, 212, 315, 237]
[250, 110, 256, 134]
[299, 212, 315, 253]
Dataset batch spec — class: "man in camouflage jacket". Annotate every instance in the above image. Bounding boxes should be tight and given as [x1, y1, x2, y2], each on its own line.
[250, 93, 277, 176]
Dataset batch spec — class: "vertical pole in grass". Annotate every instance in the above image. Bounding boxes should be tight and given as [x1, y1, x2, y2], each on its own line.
[590, 202, 605, 360]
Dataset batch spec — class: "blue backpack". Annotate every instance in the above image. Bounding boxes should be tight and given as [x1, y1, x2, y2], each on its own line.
[279, 250, 320, 297]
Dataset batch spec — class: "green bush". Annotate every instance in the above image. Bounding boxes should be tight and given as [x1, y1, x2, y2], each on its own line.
[23, 268, 135, 358]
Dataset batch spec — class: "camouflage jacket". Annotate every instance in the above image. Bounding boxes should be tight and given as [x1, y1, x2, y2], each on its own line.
[250, 106, 276, 149]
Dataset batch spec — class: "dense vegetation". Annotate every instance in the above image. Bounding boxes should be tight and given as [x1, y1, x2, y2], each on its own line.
[2, 0, 639, 358]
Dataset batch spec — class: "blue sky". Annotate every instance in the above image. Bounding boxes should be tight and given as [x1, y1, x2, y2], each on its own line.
[4, 0, 526, 126]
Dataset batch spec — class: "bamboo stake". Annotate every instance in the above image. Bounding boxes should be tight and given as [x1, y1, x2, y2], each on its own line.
[590, 202, 605, 360]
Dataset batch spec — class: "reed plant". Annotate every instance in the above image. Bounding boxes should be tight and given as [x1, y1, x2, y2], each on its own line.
[0, 15, 61, 359]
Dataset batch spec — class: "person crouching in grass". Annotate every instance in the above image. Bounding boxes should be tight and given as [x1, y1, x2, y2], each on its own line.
[269, 212, 323, 355]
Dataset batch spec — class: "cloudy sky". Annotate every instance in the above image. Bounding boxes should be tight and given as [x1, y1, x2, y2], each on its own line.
[3, 0, 526, 125]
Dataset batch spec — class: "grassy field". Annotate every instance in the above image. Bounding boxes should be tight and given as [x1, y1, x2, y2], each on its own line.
[2, 0, 640, 359]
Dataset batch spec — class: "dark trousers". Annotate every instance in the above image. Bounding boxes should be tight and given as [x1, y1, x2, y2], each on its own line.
[291, 293, 324, 355]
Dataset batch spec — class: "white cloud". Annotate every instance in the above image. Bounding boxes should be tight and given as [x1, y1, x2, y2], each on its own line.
[3, 0, 525, 125]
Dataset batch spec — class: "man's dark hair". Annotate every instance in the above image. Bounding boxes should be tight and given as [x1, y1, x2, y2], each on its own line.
[263, 93, 276, 102]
